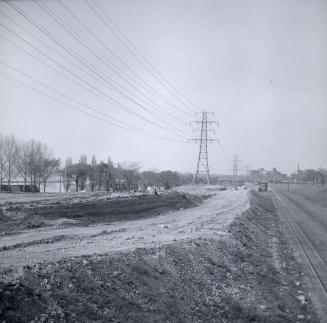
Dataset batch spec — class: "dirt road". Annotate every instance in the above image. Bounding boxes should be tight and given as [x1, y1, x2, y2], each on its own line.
[272, 188, 327, 320]
[1, 189, 320, 322]
[0, 189, 248, 280]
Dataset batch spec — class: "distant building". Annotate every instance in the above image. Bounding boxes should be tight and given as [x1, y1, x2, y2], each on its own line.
[250, 169, 262, 179]
[249, 167, 287, 182]
[250, 168, 265, 180]
[265, 168, 287, 182]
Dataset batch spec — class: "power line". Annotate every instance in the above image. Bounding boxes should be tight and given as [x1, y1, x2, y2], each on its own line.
[0, 70, 184, 143]
[84, 0, 193, 119]
[215, 138, 230, 163]
[0, 59, 168, 140]
[0, 7, 136, 111]
[218, 124, 233, 154]
[3, 1, 186, 139]
[0, 3, 189, 129]
[33, 0, 187, 137]
[217, 124, 250, 177]
[0, 31, 108, 102]
[85, 0, 196, 114]
[57, 0, 189, 128]
[34, 0, 187, 136]
[0, 31, 185, 141]
[0, 27, 178, 140]
[0, 27, 184, 140]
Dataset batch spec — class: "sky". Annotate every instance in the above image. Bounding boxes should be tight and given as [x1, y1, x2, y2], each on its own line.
[0, 0, 326, 175]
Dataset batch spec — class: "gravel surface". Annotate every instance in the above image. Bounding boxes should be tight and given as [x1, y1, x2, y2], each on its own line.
[0, 190, 319, 322]
[0, 191, 201, 235]
[0, 189, 247, 281]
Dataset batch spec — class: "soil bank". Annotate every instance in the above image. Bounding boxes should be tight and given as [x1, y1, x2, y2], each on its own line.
[0, 192, 202, 235]
[0, 190, 319, 322]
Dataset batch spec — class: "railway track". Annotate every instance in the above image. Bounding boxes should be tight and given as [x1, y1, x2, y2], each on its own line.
[273, 190, 327, 321]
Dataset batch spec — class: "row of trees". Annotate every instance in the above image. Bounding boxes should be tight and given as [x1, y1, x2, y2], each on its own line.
[290, 168, 327, 185]
[64, 155, 117, 192]
[0, 133, 60, 192]
[0, 133, 192, 193]
[3, 133, 327, 193]
[63, 155, 192, 192]
[302, 168, 327, 184]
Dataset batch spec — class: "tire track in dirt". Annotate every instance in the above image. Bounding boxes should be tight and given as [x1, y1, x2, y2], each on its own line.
[0, 190, 249, 280]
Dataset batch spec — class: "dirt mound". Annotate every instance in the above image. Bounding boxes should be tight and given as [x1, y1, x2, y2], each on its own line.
[174, 184, 224, 198]
[0, 191, 318, 322]
[0, 192, 202, 234]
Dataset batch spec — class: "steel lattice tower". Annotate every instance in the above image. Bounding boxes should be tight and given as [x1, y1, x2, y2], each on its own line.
[189, 111, 218, 184]
[232, 155, 242, 184]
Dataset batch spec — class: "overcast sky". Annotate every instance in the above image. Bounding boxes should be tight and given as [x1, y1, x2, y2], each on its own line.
[0, 0, 326, 175]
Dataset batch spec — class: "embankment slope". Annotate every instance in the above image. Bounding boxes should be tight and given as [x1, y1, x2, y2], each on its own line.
[0, 191, 318, 322]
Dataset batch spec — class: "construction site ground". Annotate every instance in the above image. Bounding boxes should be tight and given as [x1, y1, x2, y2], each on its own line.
[0, 185, 320, 322]
[271, 183, 327, 321]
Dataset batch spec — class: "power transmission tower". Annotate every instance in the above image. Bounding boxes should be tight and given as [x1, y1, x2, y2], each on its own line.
[244, 164, 251, 179]
[189, 111, 218, 184]
[232, 155, 242, 185]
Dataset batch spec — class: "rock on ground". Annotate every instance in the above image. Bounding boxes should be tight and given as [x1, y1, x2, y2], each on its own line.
[0, 190, 319, 322]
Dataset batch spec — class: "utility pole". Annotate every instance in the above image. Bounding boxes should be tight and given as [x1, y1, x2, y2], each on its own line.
[232, 155, 242, 186]
[189, 111, 218, 184]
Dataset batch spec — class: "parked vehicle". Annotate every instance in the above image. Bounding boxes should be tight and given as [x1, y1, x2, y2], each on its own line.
[257, 181, 268, 192]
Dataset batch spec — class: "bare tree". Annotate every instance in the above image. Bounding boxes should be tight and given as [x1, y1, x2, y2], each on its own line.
[64, 157, 73, 192]
[141, 170, 159, 187]
[35, 142, 47, 190]
[79, 155, 88, 191]
[3, 135, 19, 188]
[119, 161, 140, 188]
[15, 141, 29, 191]
[0, 133, 63, 193]
[89, 155, 97, 192]
[79, 154, 87, 165]
[103, 158, 115, 192]
[26, 139, 42, 190]
[303, 169, 325, 185]
[96, 161, 106, 191]
[40, 153, 61, 192]
[0, 133, 4, 189]
[318, 168, 327, 184]
[66, 162, 88, 192]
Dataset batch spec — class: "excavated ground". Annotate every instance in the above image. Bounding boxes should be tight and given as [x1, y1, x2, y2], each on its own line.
[0, 192, 202, 235]
[0, 190, 319, 322]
